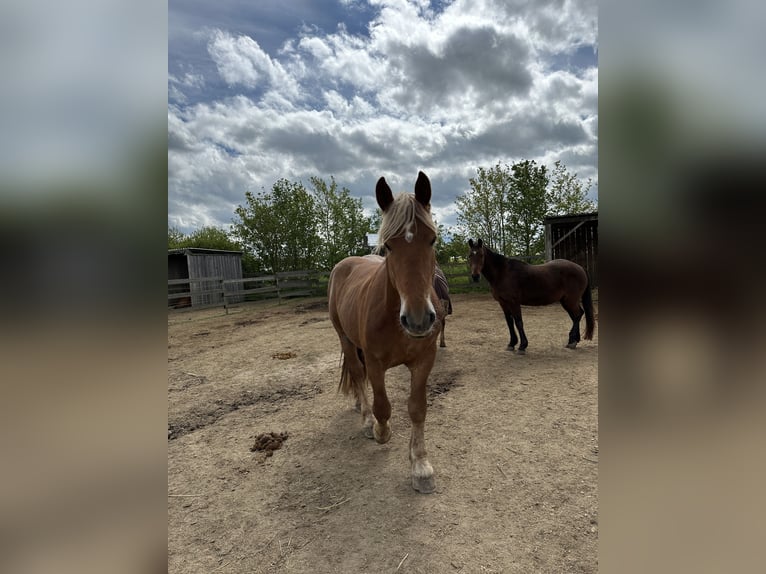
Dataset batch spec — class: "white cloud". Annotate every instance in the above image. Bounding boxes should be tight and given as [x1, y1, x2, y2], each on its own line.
[169, 1, 598, 232]
[168, 72, 206, 104]
[207, 29, 301, 100]
[297, 30, 385, 92]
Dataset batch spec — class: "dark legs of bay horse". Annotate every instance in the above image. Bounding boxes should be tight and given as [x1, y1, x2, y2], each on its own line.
[561, 299, 585, 349]
[503, 310, 517, 350]
[503, 307, 528, 353]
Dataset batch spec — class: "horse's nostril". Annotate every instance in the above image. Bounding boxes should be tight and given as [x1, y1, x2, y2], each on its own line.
[400, 315, 408, 328]
[429, 312, 436, 324]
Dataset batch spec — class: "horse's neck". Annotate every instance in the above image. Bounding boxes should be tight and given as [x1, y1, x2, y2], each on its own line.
[482, 250, 507, 283]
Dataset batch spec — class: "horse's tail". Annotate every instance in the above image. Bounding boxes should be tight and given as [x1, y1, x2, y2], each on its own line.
[338, 353, 354, 395]
[582, 281, 595, 340]
[338, 348, 366, 397]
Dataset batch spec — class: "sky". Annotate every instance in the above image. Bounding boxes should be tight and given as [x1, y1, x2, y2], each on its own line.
[168, 0, 598, 234]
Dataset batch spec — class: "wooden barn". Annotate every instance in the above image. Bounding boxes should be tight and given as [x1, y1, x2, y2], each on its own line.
[543, 212, 598, 288]
[168, 248, 243, 308]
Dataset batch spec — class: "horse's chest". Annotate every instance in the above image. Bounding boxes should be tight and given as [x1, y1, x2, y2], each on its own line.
[366, 332, 435, 365]
[491, 285, 517, 305]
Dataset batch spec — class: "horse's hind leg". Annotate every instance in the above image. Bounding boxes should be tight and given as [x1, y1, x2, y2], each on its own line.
[509, 305, 528, 354]
[439, 316, 446, 347]
[561, 299, 584, 349]
[366, 361, 392, 445]
[338, 336, 374, 437]
[503, 310, 518, 351]
[438, 298, 449, 347]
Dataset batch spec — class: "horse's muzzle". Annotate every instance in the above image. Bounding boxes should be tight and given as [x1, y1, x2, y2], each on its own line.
[400, 311, 436, 337]
[471, 274, 480, 283]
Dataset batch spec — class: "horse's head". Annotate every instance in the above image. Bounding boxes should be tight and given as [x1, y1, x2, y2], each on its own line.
[467, 238, 484, 282]
[376, 172, 437, 338]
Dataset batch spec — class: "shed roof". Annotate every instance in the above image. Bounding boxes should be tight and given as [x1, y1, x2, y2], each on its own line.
[543, 211, 598, 225]
[168, 247, 243, 256]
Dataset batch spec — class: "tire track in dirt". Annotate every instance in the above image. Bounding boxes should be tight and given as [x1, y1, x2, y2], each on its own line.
[167, 383, 323, 440]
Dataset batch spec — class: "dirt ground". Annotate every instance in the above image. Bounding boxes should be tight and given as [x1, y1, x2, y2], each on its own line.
[168, 292, 598, 574]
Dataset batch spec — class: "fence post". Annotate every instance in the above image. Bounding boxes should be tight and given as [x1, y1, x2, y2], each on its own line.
[310, 270, 319, 296]
[222, 278, 229, 314]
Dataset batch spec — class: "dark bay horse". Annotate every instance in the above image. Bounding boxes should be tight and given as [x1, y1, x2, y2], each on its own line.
[433, 265, 452, 348]
[328, 172, 440, 493]
[467, 238, 595, 353]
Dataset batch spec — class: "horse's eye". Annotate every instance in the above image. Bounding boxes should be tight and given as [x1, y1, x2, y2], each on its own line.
[429, 237, 436, 246]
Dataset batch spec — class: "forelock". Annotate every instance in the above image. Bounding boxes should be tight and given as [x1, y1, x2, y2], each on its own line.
[375, 193, 436, 254]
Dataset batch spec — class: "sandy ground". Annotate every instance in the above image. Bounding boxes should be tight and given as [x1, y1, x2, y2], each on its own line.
[168, 291, 598, 573]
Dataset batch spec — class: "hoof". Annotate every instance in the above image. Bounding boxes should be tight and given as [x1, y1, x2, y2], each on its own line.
[373, 422, 391, 444]
[566, 342, 577, 349]
[412, 474, 436, 494]
[517, 348, 526, 355]
[439, 342, 446, 348]
[507, 345, 515, 352]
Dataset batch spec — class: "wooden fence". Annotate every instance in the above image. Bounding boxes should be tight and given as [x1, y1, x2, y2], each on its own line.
[167, 253, 599, 313]
[167, 267, 489, 312]
[168, 270, 330, 312]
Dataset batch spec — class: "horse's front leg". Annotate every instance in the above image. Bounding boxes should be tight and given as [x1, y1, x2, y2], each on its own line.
[407, 350, 437, 493]
[503, 310, 518, 350]
[366, 361, 391, 444]
[510, 304, 528, 354]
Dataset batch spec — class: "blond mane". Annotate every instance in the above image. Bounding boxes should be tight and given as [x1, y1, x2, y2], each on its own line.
[375, 192, 436, 254]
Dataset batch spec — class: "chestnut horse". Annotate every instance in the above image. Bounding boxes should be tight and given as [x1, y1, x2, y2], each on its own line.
[433, 264, 452, 348]
[328, 172, 440, 493]
[467, 238, 595, 353]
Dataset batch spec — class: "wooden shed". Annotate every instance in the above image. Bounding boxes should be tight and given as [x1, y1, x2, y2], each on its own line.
[168, 248, 243, 308]
[543, 212, 598, 288]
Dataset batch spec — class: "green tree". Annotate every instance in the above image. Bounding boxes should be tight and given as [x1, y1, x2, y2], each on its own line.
[168, 225, 242, 251]
[232, 179, 320, 273]
[310, 176, 372, 269]
[185, 226, 243, 251]
[547, 160, 597, 215]
[433, 220, 447, 263]
[454, 160, 593, 261]
[168, 225, 185, 249]
[508, 160, 549, 260]
[436, 228, 469, 264]
[456, 163, 514, 254]
[368, 208, 382, 233]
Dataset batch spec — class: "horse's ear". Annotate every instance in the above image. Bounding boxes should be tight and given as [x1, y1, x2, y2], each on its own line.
[376, 177, 394, 212]
[414, 171, 431, 207]
[477, 238, 483, 248]
[468, 239, 474, 248]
